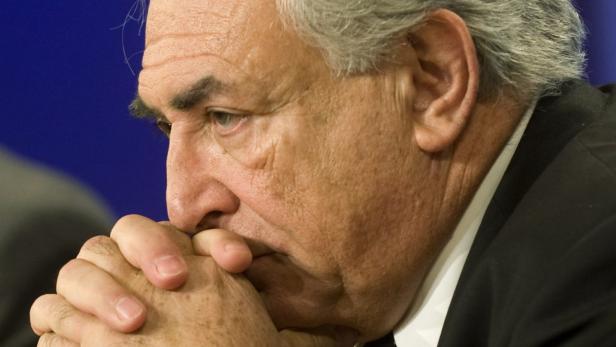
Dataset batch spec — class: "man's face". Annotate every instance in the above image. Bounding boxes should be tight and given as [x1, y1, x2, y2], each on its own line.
[139, 0, 445, 338]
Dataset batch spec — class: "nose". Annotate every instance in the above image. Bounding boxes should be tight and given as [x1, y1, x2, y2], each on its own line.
[165, 131, 239, 233]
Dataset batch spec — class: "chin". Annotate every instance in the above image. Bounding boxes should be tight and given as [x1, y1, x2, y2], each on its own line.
[262, 290, 397, 344]
[245, 254, 346, 329]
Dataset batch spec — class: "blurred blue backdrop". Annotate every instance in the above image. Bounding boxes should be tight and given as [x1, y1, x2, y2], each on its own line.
[1, 1, 615, 222]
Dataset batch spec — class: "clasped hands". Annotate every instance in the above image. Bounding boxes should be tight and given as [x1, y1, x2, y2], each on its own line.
[29, 215, 354, 346]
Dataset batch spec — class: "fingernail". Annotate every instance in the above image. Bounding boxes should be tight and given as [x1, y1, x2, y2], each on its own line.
[115, 297, 144, 321]
[154, 255, 186, 277]
[224, 242, 247, 253]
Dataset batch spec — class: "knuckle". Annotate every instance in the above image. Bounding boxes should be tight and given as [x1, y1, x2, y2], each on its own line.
[79, 235, 116, 257]
[111, 214, 145, 238]
[31, 293, 53, 312]
[56, 259, 93, 294]
[30, 294, 56, 328]
[52, 301, 74, 332]
[57, 259, 84, 283]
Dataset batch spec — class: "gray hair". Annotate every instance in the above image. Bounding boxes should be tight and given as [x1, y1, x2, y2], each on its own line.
[276, 0, 586, 100]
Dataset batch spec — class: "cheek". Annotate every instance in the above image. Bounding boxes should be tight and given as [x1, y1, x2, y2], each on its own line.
[216, 113, 311, 231]
[214, 116, 275, 170]
[223, 113, 340, 261]
[291, 106, 416, 258]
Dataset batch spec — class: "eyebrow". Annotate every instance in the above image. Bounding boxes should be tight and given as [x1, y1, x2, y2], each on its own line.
[129, 96, 164, 121]
[170, 76, 223, 110]
[129, 76, 225, 121]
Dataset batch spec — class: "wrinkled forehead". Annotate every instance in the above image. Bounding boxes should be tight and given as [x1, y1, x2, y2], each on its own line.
[143, 0, 246, 68]
[145, 0, 238, 46]
[141, 0, 321, 90]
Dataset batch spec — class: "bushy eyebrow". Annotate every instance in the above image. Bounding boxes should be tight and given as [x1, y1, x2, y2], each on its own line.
[170, 76, 223, 110]
[129, 95, 164, 121]
[129, 75, 225, 121]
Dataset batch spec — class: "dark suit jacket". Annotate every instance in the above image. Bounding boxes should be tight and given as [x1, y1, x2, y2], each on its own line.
[0, 149, 112, 347]
[368, 80, 616, 347]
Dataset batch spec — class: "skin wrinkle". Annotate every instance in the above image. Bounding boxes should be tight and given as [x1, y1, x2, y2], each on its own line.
[308, 72, 418, 320]
[143, 52, 226, 70]
[145, 2, 237, 43]
[223, 1, 257, 76]
[208, 80, 297, 168]
[298, 92, 350, 319]
[146, 32, 227, 47]
[139, 64, 250, 109]
[141, 59, 289, 122]
[226, 118, 269, 170]
[263, 139, 277, 172]
[221, 1, 243, 60]
[225, 123, 304, 260]
[136, 84, 171, 127]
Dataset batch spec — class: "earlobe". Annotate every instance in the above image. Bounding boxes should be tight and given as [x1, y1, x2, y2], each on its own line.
[407, 9, 479, 153]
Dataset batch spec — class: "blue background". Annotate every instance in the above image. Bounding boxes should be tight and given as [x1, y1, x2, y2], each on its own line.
[1, 1, 615, 222]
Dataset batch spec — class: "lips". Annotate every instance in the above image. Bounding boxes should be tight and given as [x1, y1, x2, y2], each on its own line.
[247, 239, 277, 258]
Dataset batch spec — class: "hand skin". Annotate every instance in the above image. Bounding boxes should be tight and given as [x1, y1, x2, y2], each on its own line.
[30, 215, 357, 346]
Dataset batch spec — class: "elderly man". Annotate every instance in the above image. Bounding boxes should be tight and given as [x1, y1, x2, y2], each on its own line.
[30, 0, 616, 346]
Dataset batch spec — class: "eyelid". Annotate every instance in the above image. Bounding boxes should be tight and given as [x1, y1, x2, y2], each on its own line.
[206, 107, 249, 116]
[206, 108, 250, 136]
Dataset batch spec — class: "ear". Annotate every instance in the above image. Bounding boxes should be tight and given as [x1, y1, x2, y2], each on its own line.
[405, 9, 479, 153]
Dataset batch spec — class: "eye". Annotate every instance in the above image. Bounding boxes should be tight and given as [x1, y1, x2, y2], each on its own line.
[156, 119, 172, 137]
[208, 110, 247, 135]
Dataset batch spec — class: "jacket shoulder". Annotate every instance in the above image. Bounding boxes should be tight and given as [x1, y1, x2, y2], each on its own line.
[440, 81, 616, 347]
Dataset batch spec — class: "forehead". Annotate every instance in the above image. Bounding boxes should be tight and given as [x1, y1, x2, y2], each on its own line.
[144, 0, 238, 63]
[139, 0, 324, 107]
[145, 0, 237, 41]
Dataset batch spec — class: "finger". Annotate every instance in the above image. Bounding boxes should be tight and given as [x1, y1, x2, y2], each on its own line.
[77, 235, 136, 280]
[30, 294, 94, 343]
[192, 228, 253, 273]
[110, 214, 191, 289]
[76, 235, 150, 332]
[37, 333, 79, 347]
[56, 259, 146, 333]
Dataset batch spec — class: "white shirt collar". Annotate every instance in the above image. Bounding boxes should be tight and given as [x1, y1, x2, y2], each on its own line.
[392, 100, 537, 346]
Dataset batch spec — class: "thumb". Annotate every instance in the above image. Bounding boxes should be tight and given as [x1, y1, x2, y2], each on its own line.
[279, 327, 358, 347]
